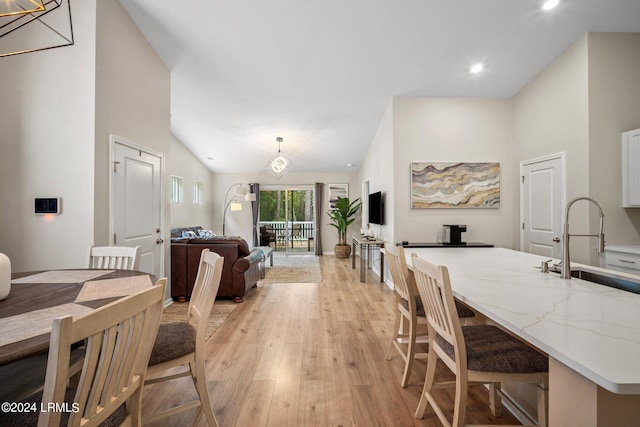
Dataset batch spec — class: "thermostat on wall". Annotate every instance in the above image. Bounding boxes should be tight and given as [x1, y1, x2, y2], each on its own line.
[35, 197, 61, 215]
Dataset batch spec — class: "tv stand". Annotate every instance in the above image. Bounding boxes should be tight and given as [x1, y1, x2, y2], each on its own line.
[398, 242, 494, 248]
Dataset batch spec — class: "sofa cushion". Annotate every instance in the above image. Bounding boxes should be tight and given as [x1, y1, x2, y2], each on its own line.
[189, 236, 251, 256]
[235, 237, 251, 256]
[198, 229, 215, 238]
[171, 226, 203, 239]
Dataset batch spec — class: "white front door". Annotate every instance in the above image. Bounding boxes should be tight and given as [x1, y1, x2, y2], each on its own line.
[521, 154, 564, 258]
[112, 139, 163, 276]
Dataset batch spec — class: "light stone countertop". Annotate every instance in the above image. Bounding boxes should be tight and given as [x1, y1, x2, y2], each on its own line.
[406, 247, 640, 394]
[605, 245, 640, 255]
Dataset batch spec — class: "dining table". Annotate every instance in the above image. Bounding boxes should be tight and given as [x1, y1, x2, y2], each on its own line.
[0, 269, 156, 367]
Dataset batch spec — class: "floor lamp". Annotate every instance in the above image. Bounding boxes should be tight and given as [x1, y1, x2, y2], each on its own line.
[222, 183, 256, 236]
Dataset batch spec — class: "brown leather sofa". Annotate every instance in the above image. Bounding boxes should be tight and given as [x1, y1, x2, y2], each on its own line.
[171, 227, 263, 302]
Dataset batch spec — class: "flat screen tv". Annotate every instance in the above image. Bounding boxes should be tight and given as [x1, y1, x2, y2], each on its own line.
[368, 191, 384, 225]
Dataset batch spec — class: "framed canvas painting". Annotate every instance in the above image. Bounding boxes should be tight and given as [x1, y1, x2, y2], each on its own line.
[328, 184, 348, 209]
[411, 162, 500, 208]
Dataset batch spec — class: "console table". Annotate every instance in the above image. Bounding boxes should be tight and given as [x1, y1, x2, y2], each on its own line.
[398, 242, 494, 248]
[351, 236, 384, 282]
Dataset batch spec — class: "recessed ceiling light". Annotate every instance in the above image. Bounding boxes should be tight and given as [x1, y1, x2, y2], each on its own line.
[542, 0, 559, 11]
[347, 163, 354, 168]
[470, 63, 484, 74]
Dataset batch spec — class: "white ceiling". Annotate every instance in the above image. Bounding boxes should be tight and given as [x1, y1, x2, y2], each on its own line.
[119, 0, 640, 174]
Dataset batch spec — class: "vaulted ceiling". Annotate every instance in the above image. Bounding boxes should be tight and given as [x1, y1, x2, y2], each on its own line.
[119, 0, 640, 174]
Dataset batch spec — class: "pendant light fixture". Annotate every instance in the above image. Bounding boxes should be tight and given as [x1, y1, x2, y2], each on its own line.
[0, 0, 74, 58]
[0, 0, 45, 17]
[266, 137, 291, 179]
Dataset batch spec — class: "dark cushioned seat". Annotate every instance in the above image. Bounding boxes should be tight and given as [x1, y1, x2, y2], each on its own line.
[401, 296, 475, 319]
[436, 324, 548, 373]
[454, 300, 475, 318]
[149, 322, 196, 366]
[0, 386, 126, 427]
[400, 296, 427, 317]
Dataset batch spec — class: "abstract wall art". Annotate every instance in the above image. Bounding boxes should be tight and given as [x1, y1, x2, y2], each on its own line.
[411, 162, 500, 208]
[328, 184, 348, 209]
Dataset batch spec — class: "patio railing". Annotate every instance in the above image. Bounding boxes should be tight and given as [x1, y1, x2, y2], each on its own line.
[259, 221, 315, 251]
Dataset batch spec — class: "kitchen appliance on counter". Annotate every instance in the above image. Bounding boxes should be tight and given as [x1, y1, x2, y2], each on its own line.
[443, 224, 467, 245]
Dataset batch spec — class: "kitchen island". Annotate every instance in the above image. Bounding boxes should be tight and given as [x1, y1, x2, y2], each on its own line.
[406, 247, 640, 427]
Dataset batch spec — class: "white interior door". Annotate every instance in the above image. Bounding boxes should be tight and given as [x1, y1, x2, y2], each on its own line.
[112, 140, 163, 276]
[521, 155, 564, 258]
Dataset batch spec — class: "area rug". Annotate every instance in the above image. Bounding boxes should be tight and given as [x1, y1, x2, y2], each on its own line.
[160, 300, 237, 341]
[259, 255, 322, 284]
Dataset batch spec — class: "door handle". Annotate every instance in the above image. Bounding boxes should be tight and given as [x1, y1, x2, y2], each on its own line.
[156, 238, 164, 244]
[552, 237, 561, 242]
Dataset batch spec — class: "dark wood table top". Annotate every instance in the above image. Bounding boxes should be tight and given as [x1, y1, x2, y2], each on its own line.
[0, 269, 153, 366]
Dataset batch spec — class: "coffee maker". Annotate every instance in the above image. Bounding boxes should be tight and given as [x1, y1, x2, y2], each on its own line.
[443, 224, 467, 245]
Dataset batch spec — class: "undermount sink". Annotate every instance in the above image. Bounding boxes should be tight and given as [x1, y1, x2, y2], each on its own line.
[568, 269, 640, 295]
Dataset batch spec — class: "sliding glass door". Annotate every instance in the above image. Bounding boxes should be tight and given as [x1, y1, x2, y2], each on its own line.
[259, 186, 315, 253]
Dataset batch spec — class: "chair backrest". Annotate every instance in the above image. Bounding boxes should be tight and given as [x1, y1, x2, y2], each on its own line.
[39, 280, 164, 427]
[411, 254, 466, 371]
[88, 245, 141, 270]
[385, 245, 416, 302]
[187, 249, 224, 344]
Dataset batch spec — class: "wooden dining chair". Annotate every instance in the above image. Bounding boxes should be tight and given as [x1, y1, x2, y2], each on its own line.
[88, 245, 141, 270]
[144, 249, 224, 426]
[383, 245, 429, 388]
[1, 281, 164, 427]
[411, 254, 548, 427]
[384, 245, 475, 388]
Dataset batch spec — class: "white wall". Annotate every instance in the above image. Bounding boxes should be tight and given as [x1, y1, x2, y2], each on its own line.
[392, 97, 516, 249]
[0, 0, 97, 271]
[95, 0, 171, 262]
[0, 0, 172, 274]
[359, 101, 395, 245]
[357, 98, 515, 285]
[212, 172, 359, 253]
[357, 101, 394, 283]
[170, 135, 215, 229]
[513, 35, 591, 263]
[513, 33, 640, 264]
[588, 33, 640, 248]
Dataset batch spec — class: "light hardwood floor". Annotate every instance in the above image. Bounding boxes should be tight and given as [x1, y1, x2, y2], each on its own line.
[142, 255, 520, 426]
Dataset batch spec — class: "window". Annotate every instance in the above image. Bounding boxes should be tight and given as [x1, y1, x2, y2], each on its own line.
[193, 181, 203, 205]
[170, 176, 184, 204]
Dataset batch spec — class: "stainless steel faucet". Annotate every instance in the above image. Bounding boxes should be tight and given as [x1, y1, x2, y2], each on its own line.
[561, 196, 605, 279]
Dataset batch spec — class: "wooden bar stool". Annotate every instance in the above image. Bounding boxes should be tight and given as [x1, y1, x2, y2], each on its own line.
[411, 254, 548, 427]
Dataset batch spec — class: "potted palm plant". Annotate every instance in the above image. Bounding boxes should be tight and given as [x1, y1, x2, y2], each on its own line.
[327, 196, 362, 258]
